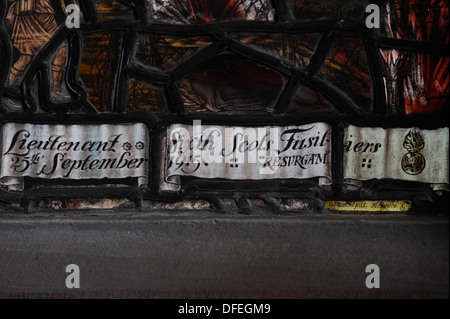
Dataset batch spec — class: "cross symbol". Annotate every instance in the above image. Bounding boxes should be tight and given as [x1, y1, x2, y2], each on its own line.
[362, 158, 372, 168]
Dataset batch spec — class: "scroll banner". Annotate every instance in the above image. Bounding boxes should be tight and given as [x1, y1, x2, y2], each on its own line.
[160, 121, 332, 191]
[0, 123, 149, 191]
[343, 125, 449, 191]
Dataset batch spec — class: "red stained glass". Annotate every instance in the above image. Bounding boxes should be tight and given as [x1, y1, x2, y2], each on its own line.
[145, 0, 274, 24]
[379, 1, 449, 114]
[381, 0, 449, 44]
[381, 49, 449, 114]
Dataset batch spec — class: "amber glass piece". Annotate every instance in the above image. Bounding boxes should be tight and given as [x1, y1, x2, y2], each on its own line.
[135, 34, 214, 70]
[232, 33, 320, 69]
[96, 0, 136, 20]
[127, 78, 168, 115]
[320, 33, 373, 112]
[145, 0, 274, 24]
[179, 54, 285, 113]
[79, 31, 123, 112]
[381, 49, 449, 115]
[288, 84, 340, 114]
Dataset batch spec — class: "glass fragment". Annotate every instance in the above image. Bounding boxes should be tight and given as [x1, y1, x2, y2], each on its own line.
[288, 84, 340, 113]
[79, 31, 124, 112]
[380, 0, 449, 44]
[289, 0, 370, 21]
[96, 0, 136, 21]
[127, 78, 168, 115]
[179, 54, 285, 113]
[381, 49, 449, 114]
[232, 33, 320, 70]
[135, 34, 214, 70]
[320, 33, 373, 112]
[145, 0, 275, 24]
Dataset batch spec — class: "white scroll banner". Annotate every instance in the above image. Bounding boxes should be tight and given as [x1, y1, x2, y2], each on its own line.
[160, 121, 332, 191]
[343, 125, 449, 191]
[0, 123, 150, 191]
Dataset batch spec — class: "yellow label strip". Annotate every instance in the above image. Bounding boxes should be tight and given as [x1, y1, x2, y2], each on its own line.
[325, 200, 411, 212]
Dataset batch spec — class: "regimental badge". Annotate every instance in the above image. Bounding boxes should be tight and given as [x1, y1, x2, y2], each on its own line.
[401, 129, 426, 175]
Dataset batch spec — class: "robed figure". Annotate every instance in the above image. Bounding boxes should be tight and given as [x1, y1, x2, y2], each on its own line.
[7, 0, 72, 98]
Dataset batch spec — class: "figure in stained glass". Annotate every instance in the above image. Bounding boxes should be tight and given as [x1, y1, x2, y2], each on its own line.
[6, 0, 77, 102]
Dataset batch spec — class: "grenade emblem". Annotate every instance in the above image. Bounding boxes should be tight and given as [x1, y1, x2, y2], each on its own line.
[401, 129, 426, 175]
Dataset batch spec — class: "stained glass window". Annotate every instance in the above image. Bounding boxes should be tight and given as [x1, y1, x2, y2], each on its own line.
[0, 0, 448, 212]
